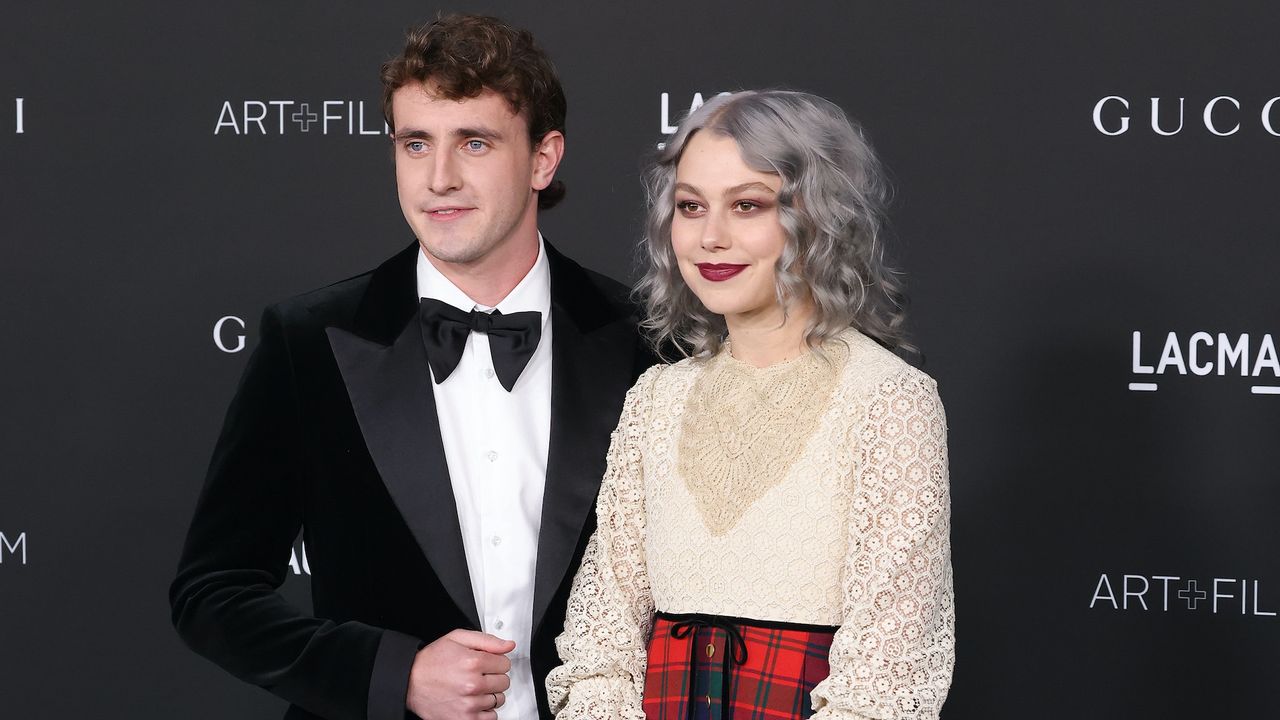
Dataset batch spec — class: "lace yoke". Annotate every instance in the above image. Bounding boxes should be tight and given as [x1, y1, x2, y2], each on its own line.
[677, 341, 845, 535]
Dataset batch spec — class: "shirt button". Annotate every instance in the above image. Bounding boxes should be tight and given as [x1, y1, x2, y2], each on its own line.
[486, 450, 498, 462]
[494, 619, 505, 630]
[491, 535, 502, 546]
[483, 368, 495, 379]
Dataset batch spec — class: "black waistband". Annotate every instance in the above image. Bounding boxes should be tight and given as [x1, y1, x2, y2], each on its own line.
[654, 610, 839, 634]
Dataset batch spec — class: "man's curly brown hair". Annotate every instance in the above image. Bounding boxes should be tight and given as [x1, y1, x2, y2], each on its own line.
[380, 14, 567, 209]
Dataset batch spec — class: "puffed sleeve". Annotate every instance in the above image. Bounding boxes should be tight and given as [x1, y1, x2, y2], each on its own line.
[544, 367, 660, 719]
[810, 368, 955, 719]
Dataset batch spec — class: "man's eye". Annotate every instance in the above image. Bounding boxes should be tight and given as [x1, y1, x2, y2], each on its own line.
[466, 139, 486, 151]
[406, 140, 426, 153]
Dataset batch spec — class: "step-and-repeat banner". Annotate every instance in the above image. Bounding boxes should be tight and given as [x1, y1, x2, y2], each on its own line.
[2, 2, 1277, 718]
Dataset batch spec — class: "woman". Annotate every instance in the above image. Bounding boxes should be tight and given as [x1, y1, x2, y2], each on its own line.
[546, 90, 954, 719]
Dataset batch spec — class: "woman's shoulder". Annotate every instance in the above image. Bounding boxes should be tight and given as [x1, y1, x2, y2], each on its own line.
[833, 330, 947, 447]
[834, 328, 940, 399]
[624, 354, 705, 408]
[634, 353, 706, 386]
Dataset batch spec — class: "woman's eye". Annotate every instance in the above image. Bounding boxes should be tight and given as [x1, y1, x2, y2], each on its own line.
[676, 200, 703, 213]
[734, 200, 760, 212]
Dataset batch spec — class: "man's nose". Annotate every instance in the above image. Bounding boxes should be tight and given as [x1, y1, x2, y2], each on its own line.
[428, 150, 462, 194]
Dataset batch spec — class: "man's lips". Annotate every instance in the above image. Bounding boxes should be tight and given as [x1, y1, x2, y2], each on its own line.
[423, 206, 474, 221]
[696, 263, 748, 281]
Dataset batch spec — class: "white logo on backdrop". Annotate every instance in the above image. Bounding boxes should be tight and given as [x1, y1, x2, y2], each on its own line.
[214, 316, 246, 354]
[657, 92, 731, 148]
[1093, 96, 1280, 137]
[288, 539, 310, 576]
[214, 100, 387, 136]
[0, 531, 27, 565]
[10, 98, 22, 134]
[1129, 331, 1279, 394]
[1091, 573, 1276, 616]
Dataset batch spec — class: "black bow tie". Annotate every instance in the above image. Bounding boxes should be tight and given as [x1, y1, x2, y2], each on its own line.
[418, 298, 542, 392]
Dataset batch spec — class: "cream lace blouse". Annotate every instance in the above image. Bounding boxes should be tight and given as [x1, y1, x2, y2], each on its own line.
[546, 329, 955, 719]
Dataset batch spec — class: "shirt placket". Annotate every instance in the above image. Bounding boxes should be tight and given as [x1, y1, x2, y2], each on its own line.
[465, 333, 493, 628]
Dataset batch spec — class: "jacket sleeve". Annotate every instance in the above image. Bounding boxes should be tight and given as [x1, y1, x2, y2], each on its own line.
[169, 305, 420, 720]
[544, 368, 659, 720]
[809, 369, 955, 720]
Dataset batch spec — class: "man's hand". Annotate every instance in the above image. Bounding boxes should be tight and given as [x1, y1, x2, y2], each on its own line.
[407, 629, 516, 720]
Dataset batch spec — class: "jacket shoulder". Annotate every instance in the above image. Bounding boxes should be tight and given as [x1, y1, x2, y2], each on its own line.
[265, 242, 419, 339]
[546, 245, 641, 328]
[263, 270, 374, 332]
[575, 264, 637, 317]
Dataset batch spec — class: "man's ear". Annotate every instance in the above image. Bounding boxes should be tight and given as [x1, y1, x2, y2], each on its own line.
[531, 130, 565, 191]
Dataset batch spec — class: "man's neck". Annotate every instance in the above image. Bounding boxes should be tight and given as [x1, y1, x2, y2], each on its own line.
[422, 233, 541, 308]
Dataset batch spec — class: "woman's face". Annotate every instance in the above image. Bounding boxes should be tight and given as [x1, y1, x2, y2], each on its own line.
[670, 132, 789, 323]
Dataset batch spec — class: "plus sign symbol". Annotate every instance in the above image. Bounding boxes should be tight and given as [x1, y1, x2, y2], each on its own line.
[1178, 580, 1208, 610]
[292, 103, 318, 132]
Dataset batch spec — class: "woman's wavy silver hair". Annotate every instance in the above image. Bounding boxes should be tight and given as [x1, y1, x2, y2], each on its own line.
[636, 90, 912, 359]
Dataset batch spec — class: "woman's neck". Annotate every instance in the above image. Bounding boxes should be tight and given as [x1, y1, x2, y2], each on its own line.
[723, 299, 816, 368]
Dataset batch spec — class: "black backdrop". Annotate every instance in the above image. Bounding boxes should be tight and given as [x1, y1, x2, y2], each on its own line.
[2, 2, 1278, 718]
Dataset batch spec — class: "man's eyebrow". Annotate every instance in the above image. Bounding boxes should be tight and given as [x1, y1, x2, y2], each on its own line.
[453, 126, 504, 141]
[391, 128, 432, 141]
[390, 127, 505, 142]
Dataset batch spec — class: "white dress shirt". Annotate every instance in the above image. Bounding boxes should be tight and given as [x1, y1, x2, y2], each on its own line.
[416, 238, 551, 720]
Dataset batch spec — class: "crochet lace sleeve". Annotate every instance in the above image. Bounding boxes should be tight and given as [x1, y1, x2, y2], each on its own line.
[545, 369, 657, 720]
[810, 369, 955, 719]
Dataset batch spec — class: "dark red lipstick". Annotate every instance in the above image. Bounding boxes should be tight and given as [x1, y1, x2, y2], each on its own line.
[696, 263, 748, 281]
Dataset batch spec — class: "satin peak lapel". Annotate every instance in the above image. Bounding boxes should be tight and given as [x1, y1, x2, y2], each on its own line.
[326, 319, 481, 629]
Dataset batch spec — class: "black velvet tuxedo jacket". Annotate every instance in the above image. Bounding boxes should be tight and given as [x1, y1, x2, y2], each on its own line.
[170, 241, 654, 720]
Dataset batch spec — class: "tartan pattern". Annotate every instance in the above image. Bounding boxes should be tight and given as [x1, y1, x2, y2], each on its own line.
[643, 614, 835, 720]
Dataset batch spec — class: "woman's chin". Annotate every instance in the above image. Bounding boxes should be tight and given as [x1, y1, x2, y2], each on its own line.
[688, 295, 738, 318]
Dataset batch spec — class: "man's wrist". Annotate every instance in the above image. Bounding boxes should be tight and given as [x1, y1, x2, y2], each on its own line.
[367, 629, 424, 720]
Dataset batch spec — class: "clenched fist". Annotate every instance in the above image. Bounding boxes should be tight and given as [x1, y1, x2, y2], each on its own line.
[406, 629, 516, 720]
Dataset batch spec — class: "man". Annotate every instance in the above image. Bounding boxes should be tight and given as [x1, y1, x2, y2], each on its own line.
[171, 15, 653, 720]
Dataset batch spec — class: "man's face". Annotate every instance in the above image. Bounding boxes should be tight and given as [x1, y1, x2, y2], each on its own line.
[391, 83, 557, 267]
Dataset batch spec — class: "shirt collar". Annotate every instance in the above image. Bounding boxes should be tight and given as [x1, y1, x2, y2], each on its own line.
[416, 234, 551, 325]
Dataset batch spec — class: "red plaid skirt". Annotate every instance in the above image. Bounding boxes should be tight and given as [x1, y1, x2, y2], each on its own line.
[643, 611, 836, 720]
